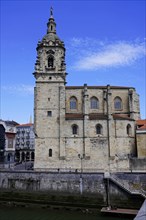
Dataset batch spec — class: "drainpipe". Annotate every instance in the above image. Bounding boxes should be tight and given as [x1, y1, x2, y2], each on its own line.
[106, 85, 111, 160]
[59, 85, 61, 159]
[83, 110, 85, 159]
[106, 84, 111, 208]
[83, 84, 88, 157]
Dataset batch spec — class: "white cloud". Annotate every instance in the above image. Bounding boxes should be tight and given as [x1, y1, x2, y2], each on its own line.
[2, 84, 34, 95]
[67, 38, 145, 70]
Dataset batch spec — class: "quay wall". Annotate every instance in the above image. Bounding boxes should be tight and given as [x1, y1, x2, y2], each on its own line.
[0, 171, 145, 209]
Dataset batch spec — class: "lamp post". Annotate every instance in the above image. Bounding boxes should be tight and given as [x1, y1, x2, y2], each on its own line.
[78, 154, 85, 195]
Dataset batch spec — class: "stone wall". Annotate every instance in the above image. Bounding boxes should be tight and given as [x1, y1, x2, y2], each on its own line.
[136, 132, 146, 158]
[130, 158, 146, 170]
[0, 171, 145, 209]
[0, 171, 104, 194]
[34, 83, 137, 172]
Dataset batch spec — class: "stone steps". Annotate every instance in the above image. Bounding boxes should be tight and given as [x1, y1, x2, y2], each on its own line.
[104, 173, 146, 199]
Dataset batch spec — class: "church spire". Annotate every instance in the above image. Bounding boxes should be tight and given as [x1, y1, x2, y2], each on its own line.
[47, 6, 56, 34]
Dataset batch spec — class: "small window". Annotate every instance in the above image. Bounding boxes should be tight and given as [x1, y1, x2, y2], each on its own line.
[48, 56, 54, 68]
[49, 149, 52, 157]
[96, 124, 102, 135]
[47, 111, 52, 117]
[72, 124, 78, 135]
[70, 97, 77, 109]
[90, 97, 99, 109]
[31, 152, 35, 161]
[114, 97, 122, 110]
[127, 124, 132, 136]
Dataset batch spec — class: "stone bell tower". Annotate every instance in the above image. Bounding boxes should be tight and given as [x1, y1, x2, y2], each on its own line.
[33, 8, 67, 170]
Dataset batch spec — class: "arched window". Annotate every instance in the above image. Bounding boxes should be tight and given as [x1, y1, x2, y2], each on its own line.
[49, 149, 52, 157]
[127, 124, 132, 136]
[48, 56, 54, 68]
[114, 97, 122, 110]
[70, 97, 77, 109]
[96, 124, 102, 135]
[72, 124, 78, 135]
[90, 97, 99, 109]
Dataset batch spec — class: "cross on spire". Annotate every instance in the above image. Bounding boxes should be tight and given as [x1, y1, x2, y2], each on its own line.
[50, 6, 53, 18]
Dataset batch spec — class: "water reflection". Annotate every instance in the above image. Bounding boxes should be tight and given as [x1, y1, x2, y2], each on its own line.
[0, 206, 133, 220]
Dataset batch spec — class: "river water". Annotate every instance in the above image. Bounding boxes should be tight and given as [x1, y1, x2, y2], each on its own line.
[0, 206, 133, 220]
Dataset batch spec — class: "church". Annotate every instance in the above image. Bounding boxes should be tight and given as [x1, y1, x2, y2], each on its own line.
[33, 8, 140, 172]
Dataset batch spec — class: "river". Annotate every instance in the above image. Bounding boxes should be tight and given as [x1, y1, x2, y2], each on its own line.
[0, 206, 134, 220]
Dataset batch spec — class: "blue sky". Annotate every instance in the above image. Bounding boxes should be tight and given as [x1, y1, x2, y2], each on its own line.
[0, 0, 146, 124]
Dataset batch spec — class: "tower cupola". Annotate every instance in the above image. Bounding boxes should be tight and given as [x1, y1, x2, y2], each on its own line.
[33, 7, 66, 83]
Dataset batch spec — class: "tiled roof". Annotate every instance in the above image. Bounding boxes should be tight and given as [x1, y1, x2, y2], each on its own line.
[136, 119, 146, 130]
[139, 124, 146, 130]
[136, 119, 146, 125]
[16, 123, 33, 127]
[5, 120, 19, 126]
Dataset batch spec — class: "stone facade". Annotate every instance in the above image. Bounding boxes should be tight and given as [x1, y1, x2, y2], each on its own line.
[137, 134, 146, 158]
[0, 120, 18, 168]
[33, 9, 140, 172]
[15, 123, 35, 163]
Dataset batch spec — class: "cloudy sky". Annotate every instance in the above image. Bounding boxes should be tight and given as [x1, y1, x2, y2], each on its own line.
[1, 0, 146, 123]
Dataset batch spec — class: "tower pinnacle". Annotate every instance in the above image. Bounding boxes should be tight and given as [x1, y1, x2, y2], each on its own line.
[47, 6, 56, 34]
[50, 6, 53, 18]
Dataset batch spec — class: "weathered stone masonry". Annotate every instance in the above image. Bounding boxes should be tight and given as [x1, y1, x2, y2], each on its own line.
[0, 171, 145, 208]
[33, 9, 140, 172]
